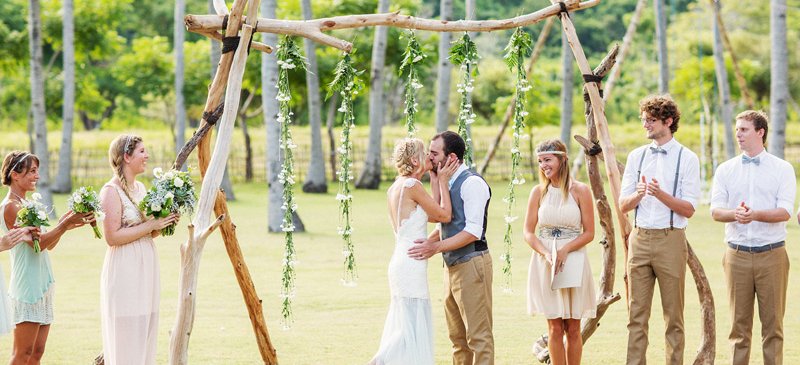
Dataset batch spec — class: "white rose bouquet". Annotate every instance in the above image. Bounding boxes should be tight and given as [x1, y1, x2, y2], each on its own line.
[15, 192, 50, 253]
[67, 186, 104, 239]
[139, 168, 197, 236]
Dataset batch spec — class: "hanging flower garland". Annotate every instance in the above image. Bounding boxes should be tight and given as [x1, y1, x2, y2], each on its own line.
[500, 28, 532, 291]
[449, 32, 479, 168]
[328, 52, 364, 286]
[399, 30, 427, 137]
[276, 35, 307, 328]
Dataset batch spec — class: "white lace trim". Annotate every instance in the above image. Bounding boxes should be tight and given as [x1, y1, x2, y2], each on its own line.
[12, 284, 54, 325]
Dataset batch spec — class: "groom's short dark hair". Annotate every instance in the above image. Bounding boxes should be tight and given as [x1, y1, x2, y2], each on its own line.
[433, 131, 465, 162]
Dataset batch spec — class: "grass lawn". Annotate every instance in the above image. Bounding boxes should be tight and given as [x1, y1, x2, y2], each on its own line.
[1, 182, 799, 364]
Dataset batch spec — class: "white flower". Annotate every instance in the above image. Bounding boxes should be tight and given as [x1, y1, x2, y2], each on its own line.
[164, 171, 175, 180]
[165, 192, 174, 200]
[504, 215, 518, 224]
[153, 167, 163, 178]
[37, 211, 47, 221]
[465, 85, 474, 93]
[150, 203, 162, 212]
[173, 177, 184, 188]
[73, 194, 83, 204]
[412, 55, 423, 63]
[31, 193, 42, 201]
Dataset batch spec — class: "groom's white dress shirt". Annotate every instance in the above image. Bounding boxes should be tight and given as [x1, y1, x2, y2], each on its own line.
[447, 163, 490, 239]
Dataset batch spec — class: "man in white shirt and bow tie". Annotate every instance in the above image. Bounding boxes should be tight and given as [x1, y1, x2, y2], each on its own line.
[619, 95, 700, 365]
[710, 110, 795, 365]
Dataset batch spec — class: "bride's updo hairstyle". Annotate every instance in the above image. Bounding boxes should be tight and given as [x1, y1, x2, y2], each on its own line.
[392, 138, 427, 177]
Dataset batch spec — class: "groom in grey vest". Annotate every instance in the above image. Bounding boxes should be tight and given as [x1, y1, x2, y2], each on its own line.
[409, 131, 494, 365]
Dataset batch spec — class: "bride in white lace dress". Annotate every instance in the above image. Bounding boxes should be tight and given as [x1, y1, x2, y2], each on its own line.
[368, 138, 459, 365]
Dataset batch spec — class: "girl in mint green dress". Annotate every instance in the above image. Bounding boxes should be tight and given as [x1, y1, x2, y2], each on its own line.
[0, 227, 36, 335]
[1, 151, 94, 363]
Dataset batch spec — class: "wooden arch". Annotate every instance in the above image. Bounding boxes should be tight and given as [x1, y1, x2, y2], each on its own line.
[162, 0, 714, 364]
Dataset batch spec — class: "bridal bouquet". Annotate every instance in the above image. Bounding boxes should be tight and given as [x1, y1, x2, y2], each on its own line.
[67, 186, 104, 239]
[139, 168, 197, 236]
[15, 192, 50, 253]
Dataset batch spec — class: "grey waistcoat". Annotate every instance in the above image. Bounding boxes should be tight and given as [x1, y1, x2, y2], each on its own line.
[441, 169, 491, 266]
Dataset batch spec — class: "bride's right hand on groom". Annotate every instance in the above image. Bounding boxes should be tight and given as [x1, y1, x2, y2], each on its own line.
[437, 156, 460, 182]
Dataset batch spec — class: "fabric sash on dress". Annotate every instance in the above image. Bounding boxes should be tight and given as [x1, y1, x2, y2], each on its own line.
[538, 226, 581, 241]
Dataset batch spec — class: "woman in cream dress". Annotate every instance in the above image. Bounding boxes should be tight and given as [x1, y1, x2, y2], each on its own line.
[523, 139, 597, 365]
[99, 135, 179, 364]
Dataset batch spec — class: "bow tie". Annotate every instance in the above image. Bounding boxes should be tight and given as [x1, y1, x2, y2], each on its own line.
[742, 155, 760, 166]
[649, 146, 667, 155]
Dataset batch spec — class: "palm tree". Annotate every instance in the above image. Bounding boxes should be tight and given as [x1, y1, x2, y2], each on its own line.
[301, 0, 328, 193]
[769, 0, 788, 158]
[653, 0, 669, 93]
[711, 0, 735, 159]
[434, 0, 453, 132]
[356, 0, 390, 189]
[28, 0, 55, 216]
[54, 0, 74, 193]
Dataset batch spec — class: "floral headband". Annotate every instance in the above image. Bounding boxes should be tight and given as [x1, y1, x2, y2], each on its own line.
[535, 150, 565, 156]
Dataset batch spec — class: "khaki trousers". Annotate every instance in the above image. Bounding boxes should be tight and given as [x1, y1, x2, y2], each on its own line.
[444, 252, 494, 365]
[723, 245, 789, 365]
[626, 228, 687, 365]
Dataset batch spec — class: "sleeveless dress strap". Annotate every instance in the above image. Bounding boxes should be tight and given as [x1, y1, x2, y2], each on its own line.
[395, 178, 421, 229]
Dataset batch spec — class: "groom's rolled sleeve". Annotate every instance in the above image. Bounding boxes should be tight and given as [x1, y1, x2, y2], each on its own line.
[461, 176, 491, 239]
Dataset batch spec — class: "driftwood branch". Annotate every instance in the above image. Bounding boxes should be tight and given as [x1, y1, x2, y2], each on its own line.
[687, 243, 716, 365]
[173, 102, 225, 170]
[169, 0, 277, 363]
[197, 29, 274, 54]
[477, 17, 554, 176]
[553, 0, 631, 252]
[574, 135, 626, 173]
[185, 0, 600, 51]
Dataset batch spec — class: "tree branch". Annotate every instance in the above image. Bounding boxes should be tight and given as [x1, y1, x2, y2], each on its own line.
[185, 0, 601, 51]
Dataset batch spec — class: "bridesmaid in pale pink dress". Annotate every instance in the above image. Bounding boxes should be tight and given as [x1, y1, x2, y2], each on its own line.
[98, 135, 178, 364]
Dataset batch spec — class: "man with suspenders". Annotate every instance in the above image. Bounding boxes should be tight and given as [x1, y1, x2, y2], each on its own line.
[710, 110, 795, 365]
[619, 95, 701, 365]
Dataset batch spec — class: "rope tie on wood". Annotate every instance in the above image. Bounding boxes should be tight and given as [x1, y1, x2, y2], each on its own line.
[557, 2, 570, 18]
[221, 15, 241, 54]
[586, 141, 603, 156]
[582, 73, 605, 101]
[202, 103, 225, 125]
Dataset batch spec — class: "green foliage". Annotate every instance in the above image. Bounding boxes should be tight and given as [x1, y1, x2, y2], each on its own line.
[399, 30, 427, 137]
[328, 52, 363, 286]
[450, 33, 479, 168]
[499, 28, 531, 289]
[115, 36, 173, 105]
[275, 36, 307, 328]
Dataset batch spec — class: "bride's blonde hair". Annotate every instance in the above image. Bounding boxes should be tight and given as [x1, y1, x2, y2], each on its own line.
[392, 138, 427, 177]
